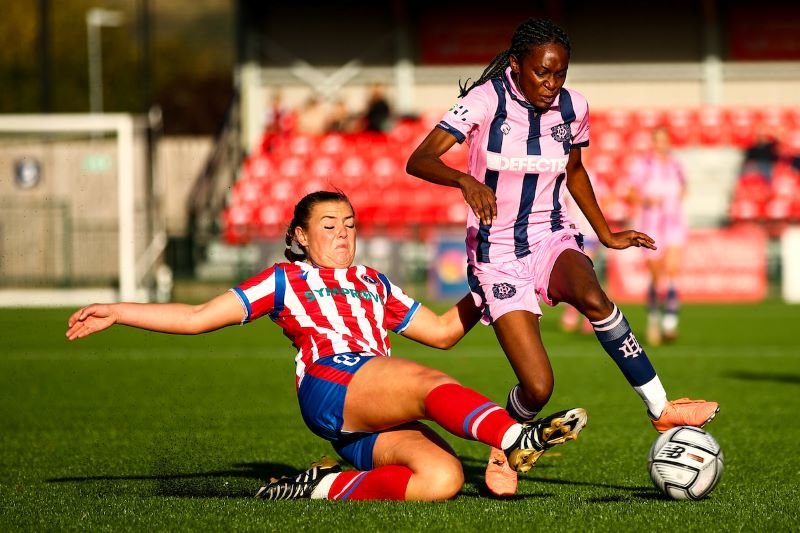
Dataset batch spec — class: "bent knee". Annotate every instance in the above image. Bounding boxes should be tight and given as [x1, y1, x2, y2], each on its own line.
[519, 379, 553, 408]
[418, 367, 460, 393]
[409, 459, 464, 501]
[574, 289, 613, 322]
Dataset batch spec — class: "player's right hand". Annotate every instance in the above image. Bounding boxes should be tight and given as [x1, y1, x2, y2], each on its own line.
[459, 175, 497, 226]
[66, 304, 117, 340]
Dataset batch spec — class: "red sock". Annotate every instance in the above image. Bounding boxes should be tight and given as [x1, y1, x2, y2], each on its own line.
[327, 466, 412, 501]
[424, 383, 516, 449]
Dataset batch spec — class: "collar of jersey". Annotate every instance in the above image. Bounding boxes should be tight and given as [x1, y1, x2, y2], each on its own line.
[296, 260, 354, 271]
[501, 66, 561, 112]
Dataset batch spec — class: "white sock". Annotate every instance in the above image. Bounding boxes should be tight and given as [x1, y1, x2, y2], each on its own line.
[500, 424, 523, 450]
[310, 472, 338, 500]
[636, 376, 668, 418]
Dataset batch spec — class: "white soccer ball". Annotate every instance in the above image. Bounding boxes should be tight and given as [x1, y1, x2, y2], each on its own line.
[648, 426, 724, 500]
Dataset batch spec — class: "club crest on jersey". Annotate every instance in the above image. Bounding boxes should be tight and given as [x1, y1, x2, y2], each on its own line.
[492, 282, 517, 300]
[361, 274, 377, 285]
[551, 123, 571, 143]
[501, 122, 511, 135]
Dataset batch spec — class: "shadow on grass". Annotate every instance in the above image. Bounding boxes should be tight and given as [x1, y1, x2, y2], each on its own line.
[461, 456, 657, 500]
[48, 457, 662, 501]
[723, 370, 800, 385]
[47, 462, 296, 498]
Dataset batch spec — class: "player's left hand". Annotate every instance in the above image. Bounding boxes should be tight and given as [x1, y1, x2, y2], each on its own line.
[604, 230, 656, 250]
[66, 304, 117, 341]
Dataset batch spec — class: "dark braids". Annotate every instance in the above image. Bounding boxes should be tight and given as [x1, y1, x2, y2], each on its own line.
[284, 190, 352, 262]
[459, 18, 571, 97]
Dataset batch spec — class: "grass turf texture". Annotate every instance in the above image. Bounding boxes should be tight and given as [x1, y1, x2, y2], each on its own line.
[1, 302, 799, 531]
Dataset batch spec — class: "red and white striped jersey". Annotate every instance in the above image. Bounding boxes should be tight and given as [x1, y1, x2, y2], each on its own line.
[231, 261, 420, 387]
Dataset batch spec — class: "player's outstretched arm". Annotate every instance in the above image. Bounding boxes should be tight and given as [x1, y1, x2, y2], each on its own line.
[66, 291, 244, 340]
[566, 147, 656, 251]
[400, 293, 482, 350]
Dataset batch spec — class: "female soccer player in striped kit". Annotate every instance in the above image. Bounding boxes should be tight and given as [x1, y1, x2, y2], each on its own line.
[407, 18, 719, 496]
[66, 190, 587, 501]
[626, 126, 688, 345]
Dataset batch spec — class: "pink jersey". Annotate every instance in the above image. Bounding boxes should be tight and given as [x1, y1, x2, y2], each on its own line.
[438, 67, 590, 264]
[627, 154, 686, 219]
[231, 261, 420, 387]
[627, 154, 687, 250]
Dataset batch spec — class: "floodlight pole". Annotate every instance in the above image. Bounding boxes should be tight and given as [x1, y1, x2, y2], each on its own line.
[86, 8, 124, 113]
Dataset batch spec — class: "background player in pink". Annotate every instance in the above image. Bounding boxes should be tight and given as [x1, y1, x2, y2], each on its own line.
[626, 126, 688, 345]
[66, 190, 587, 501]
[407, 18, 718, 496]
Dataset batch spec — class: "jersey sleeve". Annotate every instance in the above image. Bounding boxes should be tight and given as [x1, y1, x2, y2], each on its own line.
[571, 92, 590, 148]
[376, 273, 421, 333]
[436, 84, 493, 144]
[230, 264, 282, 324]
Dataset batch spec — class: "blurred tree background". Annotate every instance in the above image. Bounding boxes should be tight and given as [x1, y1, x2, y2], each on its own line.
[0, 0, 234, 134]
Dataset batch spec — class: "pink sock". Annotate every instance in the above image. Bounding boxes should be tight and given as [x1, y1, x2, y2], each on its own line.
[424, 383, 516, 449]
[326, 466, 412, 501]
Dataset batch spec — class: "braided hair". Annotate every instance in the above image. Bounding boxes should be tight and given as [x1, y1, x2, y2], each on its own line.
[284, 190, 352, 262]
[459, 19, 571, 97]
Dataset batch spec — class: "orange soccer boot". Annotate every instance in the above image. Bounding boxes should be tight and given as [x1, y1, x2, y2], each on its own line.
[651, 398, 720, 433]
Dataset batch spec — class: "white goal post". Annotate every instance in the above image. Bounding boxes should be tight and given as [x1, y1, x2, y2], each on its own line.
[0, 114, 156, 306]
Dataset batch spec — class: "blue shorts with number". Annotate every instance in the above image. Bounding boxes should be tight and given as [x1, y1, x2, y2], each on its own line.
[297, 353, 379, 470]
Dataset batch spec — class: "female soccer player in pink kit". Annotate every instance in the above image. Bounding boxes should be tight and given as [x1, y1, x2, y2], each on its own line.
[407, 18, 718, 496]
[66, 191, 587, 501]
[627, 126, 688, 345]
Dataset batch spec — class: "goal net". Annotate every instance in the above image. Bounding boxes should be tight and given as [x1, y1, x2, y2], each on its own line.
[0, 114, 163, 306]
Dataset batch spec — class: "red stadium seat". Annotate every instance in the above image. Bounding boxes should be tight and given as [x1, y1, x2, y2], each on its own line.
[772, 170, 799, 199]
[222, 205, 256, 244]
[319, 134, 346, 156]
[729, 197, 764, 223]
[231, 179, 267, 207]
[268, 177, 295, 203]
[244, 154, 275, 181]
[765, 197, 792, 221]
[758, 108, 789, 131]
[585, 152, 617, 181]
[340, 154, 368, 178]
[309, 156, 339, 179]
[634, 108, 665, 130]
[697, 107, 729, 146]
[605, 108, 634, 132]
[628, 130, 653, 153]
[278, 156, 307, 179]
[728, 109, 758, 148]
[371, 155, 401, 184]
[736, 172, 772, 203]
[388, 119, 425, 145]
[595, 130, 626, 155]
[287, 134, 316, 157]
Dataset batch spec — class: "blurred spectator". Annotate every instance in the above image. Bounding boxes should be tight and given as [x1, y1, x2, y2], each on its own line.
[261, 90, 296, 153]
[363, 83, 392, 132]
[296, 96, 328, 135]
[263, 90, 295, 135]
[325, 99, 354, 133]
[741, 125, 780, 180]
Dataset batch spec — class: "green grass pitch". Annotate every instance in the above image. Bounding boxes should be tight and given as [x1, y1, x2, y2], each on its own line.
[1, 301, 799, 531]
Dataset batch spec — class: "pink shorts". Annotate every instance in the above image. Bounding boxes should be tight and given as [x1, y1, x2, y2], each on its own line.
[638, 208, 687, 260]
[468, 229, 586, 325]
